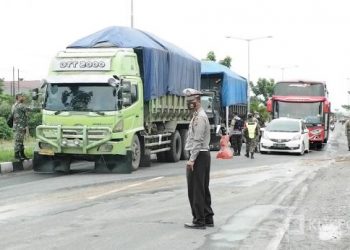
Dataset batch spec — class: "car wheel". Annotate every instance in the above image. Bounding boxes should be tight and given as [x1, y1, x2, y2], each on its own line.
[299, 142, 305, 156]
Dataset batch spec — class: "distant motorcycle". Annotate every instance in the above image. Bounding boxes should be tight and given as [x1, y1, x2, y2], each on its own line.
[330, 123, 335, 131]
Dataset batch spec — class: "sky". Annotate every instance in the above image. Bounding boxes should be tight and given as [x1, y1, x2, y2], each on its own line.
[1, 0, 350, 111]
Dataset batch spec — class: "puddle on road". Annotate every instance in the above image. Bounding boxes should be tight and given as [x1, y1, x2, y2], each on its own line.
[210, 205, 278, 243]
[318, 224, 342, 241]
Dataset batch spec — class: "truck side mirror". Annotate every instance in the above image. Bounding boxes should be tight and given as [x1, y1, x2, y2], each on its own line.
[122, 93, 132, 106]
[121, 81, 131, 93]
[32, 88, 39, 100]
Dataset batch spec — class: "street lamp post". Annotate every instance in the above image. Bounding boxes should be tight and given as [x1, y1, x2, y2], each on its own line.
[268, 65, 298, 80]
[130, 0, 134, 28]
[226, 35, 272, 113]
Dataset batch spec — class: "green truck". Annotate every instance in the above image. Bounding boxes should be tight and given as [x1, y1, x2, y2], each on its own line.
[33, 27, 201, 173]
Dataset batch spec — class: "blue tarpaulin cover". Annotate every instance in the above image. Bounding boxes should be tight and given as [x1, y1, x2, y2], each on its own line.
[201, 61, 248, 107]
[67, 26, 201, 101]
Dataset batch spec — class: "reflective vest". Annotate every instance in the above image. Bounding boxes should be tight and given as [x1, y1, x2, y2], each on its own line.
[246, 122, 257, 139]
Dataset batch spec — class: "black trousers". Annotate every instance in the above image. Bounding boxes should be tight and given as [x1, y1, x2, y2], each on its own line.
[186, 151, 214, 225]
[230, 134, 242, 153]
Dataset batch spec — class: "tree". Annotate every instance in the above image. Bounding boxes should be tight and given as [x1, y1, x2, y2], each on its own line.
[249, 78, 276, 124]
[219, 56, 232, 68]
[206, 51, 216, 61]
[250, 78, 275, 103]
[0, 78, 4, 95]
[341, 105, 350, 111]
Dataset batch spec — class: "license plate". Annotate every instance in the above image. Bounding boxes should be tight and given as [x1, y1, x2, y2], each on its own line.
[274, 143, 285, 148]
[39, 148, 54, 156]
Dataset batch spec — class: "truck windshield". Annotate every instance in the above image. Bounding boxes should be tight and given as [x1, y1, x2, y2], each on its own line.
[201, 96, 213, 113]
[44, 83, 117, 111]
[274, 101, 323, 124]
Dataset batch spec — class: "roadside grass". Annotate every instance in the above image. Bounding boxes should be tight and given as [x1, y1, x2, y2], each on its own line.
[0, 137, 35, 162]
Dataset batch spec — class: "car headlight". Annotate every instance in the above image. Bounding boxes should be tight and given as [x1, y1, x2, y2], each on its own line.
[262, 132, 269, 139]
[292, 134, 301, 140]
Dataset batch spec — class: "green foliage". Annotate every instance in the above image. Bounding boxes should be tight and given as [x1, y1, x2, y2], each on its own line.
[0, 79, 4, 95]
[206, 51, 216, 61]
[219, 56, 232, 68]
[0, 101, 12, 119]
[341, 105, 350, 111]
[250, 98, 270, 123]
[0, 117, 13, 140]
[249, 78, 276, 124]
[250, 78, 275, 103]
[28, 111, 42, 136]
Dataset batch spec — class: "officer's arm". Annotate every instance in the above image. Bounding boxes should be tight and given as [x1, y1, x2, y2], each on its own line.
[189, 116, 206, 162]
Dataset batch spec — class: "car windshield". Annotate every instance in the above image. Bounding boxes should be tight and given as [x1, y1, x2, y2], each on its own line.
[44, 83, 117, 111]
[267, 120, 300, 132]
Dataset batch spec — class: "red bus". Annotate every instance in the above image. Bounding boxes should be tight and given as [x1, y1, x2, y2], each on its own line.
[267, 80, 331, 149]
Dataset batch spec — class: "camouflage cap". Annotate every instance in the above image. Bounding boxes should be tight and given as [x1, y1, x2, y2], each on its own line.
[15, 92, 24, 98]
[183, 88, 203, 101]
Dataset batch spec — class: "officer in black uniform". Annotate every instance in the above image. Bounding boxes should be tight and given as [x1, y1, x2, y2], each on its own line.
[183, 88, 214, 230]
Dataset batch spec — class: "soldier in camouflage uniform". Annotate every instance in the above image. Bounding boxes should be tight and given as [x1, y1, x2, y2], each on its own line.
[12, 93, 39, 161]
[345, 119, 350, 151]
[243, 113, 260, 159]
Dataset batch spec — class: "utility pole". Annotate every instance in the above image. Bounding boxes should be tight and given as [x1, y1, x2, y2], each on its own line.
[17, 68, 20, 93]
[12, 66, 15, 96]
[131, 0, 134, 28]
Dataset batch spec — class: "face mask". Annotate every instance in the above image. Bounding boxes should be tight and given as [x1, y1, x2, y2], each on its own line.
[187, 101, 197, 110]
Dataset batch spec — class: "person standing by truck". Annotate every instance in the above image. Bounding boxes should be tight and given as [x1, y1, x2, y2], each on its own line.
[183, 88, 214, 230]
[229, 112, 243, 156]
[345, 119, 350, 151]
[11, 93, 39, 161]
[243, 113, 260, 159]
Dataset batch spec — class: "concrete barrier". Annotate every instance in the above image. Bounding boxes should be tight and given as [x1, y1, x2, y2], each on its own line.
[0, 159, 33, 174]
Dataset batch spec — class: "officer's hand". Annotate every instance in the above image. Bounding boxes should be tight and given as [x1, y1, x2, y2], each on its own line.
[186, 160, 194, 171]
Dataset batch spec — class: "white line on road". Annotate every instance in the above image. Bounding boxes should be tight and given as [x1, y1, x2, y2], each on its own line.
[87, 176, 164, 200]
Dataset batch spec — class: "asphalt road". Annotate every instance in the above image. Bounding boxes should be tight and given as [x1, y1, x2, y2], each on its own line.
[0, 122, 349, 250]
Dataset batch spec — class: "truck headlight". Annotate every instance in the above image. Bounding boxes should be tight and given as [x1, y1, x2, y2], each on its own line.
[74, 139, 80, 146]
[113, 120, 124, 132]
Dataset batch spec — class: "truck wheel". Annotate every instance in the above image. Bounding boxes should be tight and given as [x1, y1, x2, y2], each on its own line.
[33, 152, 70, 173]
[131, 135, 141, 171]
[157, 152, 167, 162]
[140, 149, 151, 167]
[180, 129, 190, 160]
[166, 130, 182, 162]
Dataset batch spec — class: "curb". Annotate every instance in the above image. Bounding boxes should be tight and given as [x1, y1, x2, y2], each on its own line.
[0, 159, 33, 174]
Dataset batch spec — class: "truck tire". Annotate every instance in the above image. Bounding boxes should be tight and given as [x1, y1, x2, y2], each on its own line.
[165, 130, 182, 162]
[140, 149, 151, 167]
[157, 152, 167, 162]
[33, 152, 70, 173]
[131, 134, 141, 171]
[180, 129, 190, 160]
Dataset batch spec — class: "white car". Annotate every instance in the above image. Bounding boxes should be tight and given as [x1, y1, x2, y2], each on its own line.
[260, 118, 309, 155]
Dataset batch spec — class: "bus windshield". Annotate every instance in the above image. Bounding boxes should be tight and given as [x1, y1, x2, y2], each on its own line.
[274, 101, 323, 124]
[274, 82, 326, 96]
[44, 83, 117, 111]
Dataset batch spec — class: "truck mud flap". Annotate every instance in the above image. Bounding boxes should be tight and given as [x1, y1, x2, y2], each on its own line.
[94, 151, 132, 173]
[33, 152, 70, 173]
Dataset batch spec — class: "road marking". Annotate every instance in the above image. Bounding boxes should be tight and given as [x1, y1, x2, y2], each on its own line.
[87, 176, 164, 200]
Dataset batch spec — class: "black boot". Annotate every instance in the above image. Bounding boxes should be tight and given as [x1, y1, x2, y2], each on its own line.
[250, 152, 254, 159]
[20, 149, 30, 160]
[245, 152, 249, 158]
[14, 151, 24, 161]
